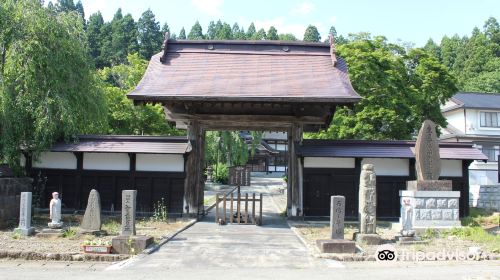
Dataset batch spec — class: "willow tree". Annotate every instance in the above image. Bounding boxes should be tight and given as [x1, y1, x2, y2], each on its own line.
[0, 0, 107, 172]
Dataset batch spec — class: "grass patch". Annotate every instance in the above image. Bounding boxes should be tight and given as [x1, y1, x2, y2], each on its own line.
[204, 196, 216, 206]
[62, 227, 77, 238]
[102, 218, 120, 235]
[462, 208, 499, 227]
[443, 227, 500, 253]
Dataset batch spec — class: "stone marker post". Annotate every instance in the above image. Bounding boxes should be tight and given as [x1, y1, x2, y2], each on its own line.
[354, 164, 381, 245]
[317, 195, 356, 253]
[330, 196, 345, 239]
[121, 190, 137, 236]
[80, 189, 102, 233]
[15, 192, 34, 236]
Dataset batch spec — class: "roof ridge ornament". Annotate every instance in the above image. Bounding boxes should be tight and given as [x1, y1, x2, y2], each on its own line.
[160, 32, 170, 63]
[329, 34, 337, 66]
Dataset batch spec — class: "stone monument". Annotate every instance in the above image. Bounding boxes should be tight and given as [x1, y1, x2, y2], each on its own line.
[353, 164, 381, 245]
[80, 189, 102, 233]
[316, 196, 356, 253]
[48, 192, 63, 229]
[15, 192, 35, 236]
[400, 120, 461, 236]
[112, 190, 153, 254]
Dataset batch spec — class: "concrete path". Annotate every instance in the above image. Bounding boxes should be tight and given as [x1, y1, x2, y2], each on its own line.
[120, 176, 322, 270]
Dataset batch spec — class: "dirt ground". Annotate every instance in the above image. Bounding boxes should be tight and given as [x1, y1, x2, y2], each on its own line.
[292, 221, 499, 260]
[0, 214, 192, 255]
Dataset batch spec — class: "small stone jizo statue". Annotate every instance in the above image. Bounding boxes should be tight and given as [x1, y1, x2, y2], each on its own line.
[401, 198, 415, 237]
[48, 192, 63, 229]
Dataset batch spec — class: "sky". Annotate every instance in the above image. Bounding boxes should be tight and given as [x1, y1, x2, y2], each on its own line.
[79, 0, 500, 46]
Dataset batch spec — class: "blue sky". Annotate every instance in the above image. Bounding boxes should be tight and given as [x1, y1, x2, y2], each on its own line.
[79, 0, 499, 46]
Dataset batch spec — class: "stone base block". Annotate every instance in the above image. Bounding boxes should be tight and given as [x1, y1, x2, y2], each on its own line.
[353, 233, 381, 245]
[48, 222, 63, 229]
[316, 239, 356, 254]
[395, 235, 428, 245]
[407, 180, 452, 191]
[14, 227, 34, 236]
[37, 228, 64, 238]
[112, 235, 154, 255]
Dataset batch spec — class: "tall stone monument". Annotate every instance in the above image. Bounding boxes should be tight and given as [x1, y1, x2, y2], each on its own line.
[15, 192, 35, 236]
[112, 190, 153, 254]
[316, 196, 356, 253]
[400, 120, 461, 237]
[80, 189, 102, 233]
[121, 190, 137, 236]
[354, 164, 381, 245]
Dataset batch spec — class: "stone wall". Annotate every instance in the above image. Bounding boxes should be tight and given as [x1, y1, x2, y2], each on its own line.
[477, 185, 500, 210]
[400, 190, 461, 228]
[0, 178, 32, 229]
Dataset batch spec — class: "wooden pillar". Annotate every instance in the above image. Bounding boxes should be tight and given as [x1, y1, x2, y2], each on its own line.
[183, 121, 203, 216]
[462, 160, 472, 217]
[289, 123, 303, 217]
[74, 152, 83, 209]
[409, 158, 416, 180]
[354, 158, 362, 218]
[197, 128, 205, 216]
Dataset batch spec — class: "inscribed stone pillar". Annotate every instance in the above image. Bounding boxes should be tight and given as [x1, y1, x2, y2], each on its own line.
[359, 164, 377, 234]
[15, 192, 34, 236]
[121, 190, 137, 236]
[80, 189, 102, 232]
[330, 196, 345, 239]
[414, 120, 441, 181]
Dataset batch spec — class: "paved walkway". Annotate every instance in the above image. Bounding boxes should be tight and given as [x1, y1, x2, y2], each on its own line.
[120, 177, 323, 270]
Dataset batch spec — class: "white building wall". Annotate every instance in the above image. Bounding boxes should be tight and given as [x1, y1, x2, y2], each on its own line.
[136, 154, 184, 172]
[440, 160, 463, 177]
[304, 157, 355, 168]
[83, 153, 129, 171]
[32, 152, 77, 169]
[444, 110, 466, 134]
[466, 109, 500, 136]
[361, 158, 409, 176]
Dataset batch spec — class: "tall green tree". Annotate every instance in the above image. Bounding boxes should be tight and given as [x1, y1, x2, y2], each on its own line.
[253, 28, 266, 40]
[178, 27, 186, 39]
[266, 26, 278, 40]
[137, 9, 162, 59]
[109, 11, 138, 65]
[232, 23, 246, 40]
[246, 22, 256, 39]
[188, 21, 204, 40]
[215, 22, 232, 39]
[207, 21, 216, 39]
[161, 22, 170, 34]
[0, 0, 107, 171]
[87, 12, 104, 67]
[423, 38, 441, 59]
[55, 0, 75, 13]
[278, 33, 297, 41]
[303, 25, 321, 42]
[99, 54, 181, 136]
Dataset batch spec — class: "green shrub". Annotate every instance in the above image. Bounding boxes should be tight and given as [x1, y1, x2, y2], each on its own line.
[102, 219, 120, 235]
[212, 163, 229, 184]
[152, 197, 168, 223]
[443, 226, 500, 253]
[422, 228, 439, 239]
[62, 227, 77, 238]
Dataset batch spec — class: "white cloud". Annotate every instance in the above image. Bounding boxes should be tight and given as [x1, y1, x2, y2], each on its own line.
[290, 2, 314, 16]
[191, 0, 224, 16]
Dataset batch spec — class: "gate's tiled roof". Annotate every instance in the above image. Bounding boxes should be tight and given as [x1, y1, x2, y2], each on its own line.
[128, 40, 360, 103]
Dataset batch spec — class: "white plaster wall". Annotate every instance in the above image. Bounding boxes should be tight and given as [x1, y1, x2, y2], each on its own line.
[263, 131, 287, 140]
[361, 158, 409, 176]
[468, 109, 500, 136]
[304, 157, 355, 168]
[83, 153, 129, 170]
[275, 144, 287, 151]
[32, 152, 77, 169]
[136, 154, 184, 172]
[443, 110, 466, 134]
[440, 160, 463, 177]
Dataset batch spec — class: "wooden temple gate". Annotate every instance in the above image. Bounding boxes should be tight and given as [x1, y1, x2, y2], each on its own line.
[127, 35, 361, 218]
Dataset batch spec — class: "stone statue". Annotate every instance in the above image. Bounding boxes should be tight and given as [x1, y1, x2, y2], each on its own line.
[359, 164, 377, 234]
[48, 192, 63, 229]
[414, 120, 441, 181]
[400, 198, 415, 237]
[80, 189, 102, 233]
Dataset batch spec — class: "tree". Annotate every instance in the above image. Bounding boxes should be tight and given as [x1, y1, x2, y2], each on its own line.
[99, 54, 181, 136]
[104, 9, 139, 65]
[278, 33, 297, 41]
[178, 27, 186, 39]
[423, 38, 441, 59]
[161, 22, 170, 34]
[188, 21, 204, 40]
[87, 12, 104, 67]
[303, 25, 321, 42]
[55, 0, 75, 13]
[253, 28, 266, 40]
[329, 26, 337, 38]
[215, 22, 232, 39]
[246, 22, 256, 39]
[207, 21, 216, 39]
[232, 23, 245, 40]
[137, 9, 162, 59]
[0, 0, 107, 171]
[266, 26, 278, 40]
